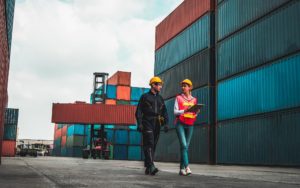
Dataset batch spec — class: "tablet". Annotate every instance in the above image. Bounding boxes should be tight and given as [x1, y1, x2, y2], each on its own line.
[185, 104, 205, 113]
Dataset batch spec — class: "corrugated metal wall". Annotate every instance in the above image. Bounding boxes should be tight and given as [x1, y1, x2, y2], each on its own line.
[5, 0, 15, 55]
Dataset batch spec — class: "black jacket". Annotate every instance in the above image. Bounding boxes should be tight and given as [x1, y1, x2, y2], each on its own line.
[135, 91, 169, 130]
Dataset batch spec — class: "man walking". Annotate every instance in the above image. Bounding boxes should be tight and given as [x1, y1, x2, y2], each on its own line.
[135, 76, 169, 175]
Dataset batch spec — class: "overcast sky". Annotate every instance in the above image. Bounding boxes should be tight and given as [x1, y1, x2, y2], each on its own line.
[8, 0, 183, 140]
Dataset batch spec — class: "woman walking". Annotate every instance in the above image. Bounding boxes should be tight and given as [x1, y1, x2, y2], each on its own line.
[174, 79, 199, 176]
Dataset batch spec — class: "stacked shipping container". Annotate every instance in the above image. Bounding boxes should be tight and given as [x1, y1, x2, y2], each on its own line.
[0, 0, 15, 163]
[216, 0, 300, 166]
[154, 0, 216, 164]
[2, 108, 18, 157]
[53, 71, 149, 161]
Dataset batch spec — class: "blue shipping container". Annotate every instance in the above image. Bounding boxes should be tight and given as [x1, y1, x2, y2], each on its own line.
[130, 87, 149, 101]
[129, 131, 141, 145]
[3, 124, 17, 140]
[128, 146, 141, 161]
[114, 130, 128, 144]
[130, 101, 139, 106]
[67, 147, 84, 158]
[106, 85, 117, 99]
[67, 124, 85, 136]
[217, 108, 300, 166]
[218, 53, 300, 121]
[217, 0, 289, 40]
[113, 145, 128, 160]
[5, 0, 15, 54]
[106, 129, 114, 143]
[217, 0, 300, 80]
[155, 13, 212, 75]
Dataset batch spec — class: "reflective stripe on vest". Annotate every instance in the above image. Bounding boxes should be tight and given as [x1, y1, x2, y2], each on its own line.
[177, 94, 197, 126]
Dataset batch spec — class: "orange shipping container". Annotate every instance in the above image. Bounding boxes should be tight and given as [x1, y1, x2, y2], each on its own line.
[61, 136, 67, 147]
[2, 140, 16, 157]
[54, 128, 62, 140]
[105, 99, 116, 105]
[117, 86, 131, 101]
[61, 125, 67, 136]
[107, 71, 131, 86]
[155, 0, 215, 51]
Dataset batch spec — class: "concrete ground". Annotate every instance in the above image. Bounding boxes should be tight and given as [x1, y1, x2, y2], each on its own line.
[0, 157, 299, 188]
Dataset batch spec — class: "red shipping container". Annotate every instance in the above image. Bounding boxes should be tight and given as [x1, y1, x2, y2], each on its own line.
[52, 103, 136, 125]
[54, 128, 62, 140]
[105, 99, 116, 105]
[61, 125, 67, 136]
[107, 71, 131, 86]
[2, 140, 16, 157]
[116, 86, 131, 101]
[155, 0, 215, 51]
[61, 136, 67, 147]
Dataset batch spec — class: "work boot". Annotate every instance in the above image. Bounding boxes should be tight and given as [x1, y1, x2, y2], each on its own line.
[149, 165, 159, 175]
[145, 167, 150, 175]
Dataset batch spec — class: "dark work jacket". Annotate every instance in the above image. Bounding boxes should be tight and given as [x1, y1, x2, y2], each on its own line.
[135, 91, 169, 130]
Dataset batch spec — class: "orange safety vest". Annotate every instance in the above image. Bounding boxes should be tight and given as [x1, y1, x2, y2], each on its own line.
[176, 94, 197, 126]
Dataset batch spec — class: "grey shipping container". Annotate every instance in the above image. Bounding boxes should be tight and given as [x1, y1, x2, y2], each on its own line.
[217, 0, 300, 80]
[4, 108, 18, 125]
[158, 48, 213, 100]
[217, 0, 290, 40]
[217, 108, 300, 166]
[155, 129, 180, 162]
[189, 126, 210, 163]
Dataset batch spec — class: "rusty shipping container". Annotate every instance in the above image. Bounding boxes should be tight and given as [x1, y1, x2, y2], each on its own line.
[155, 0, 215, 51]
[107, 71, 131, 86]
[116, 86, 131, 101]
[52, 103, 136, 125]
[2, 140, 16, 157]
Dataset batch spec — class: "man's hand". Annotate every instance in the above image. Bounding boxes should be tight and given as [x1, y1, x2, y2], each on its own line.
[163, 125, 169, 133]
[137, 124, 143, 132]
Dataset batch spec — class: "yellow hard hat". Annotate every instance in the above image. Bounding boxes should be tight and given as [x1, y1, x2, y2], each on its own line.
[181, 79, 193, 87]
[149, 76, 163, 85]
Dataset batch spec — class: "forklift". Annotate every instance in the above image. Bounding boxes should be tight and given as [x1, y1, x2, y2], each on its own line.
[82, 72, 111, 159]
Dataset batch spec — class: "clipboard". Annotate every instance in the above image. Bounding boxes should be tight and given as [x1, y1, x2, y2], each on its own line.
[185, 104, 205, 113]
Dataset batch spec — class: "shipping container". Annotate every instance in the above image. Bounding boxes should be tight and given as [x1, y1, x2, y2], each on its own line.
[61, 147, 67, 156]
[54, 138, 62, 148]
[106, 85, 116, 99]
[105, 129, 114, 143]
[217, 53, 300, 121]
[155, 12, 213, 75]
[130, 87, 149, 101]
[114, 130, 128, 144]
[155, 0, 214, 50]
[105, 125, 115, 129]
[113, 145, 127, 160]
[105, 99, 116, 105]
[217, 108, 300, 166]
[5, 0, 15, 54]
[4, 108, 18, 125]
[165, 86, 214, 129]
[66, 135, 86, 147]
[61, 136, 67, 147]
[128, 146, 141, 161]
[67, 124, 85, 136]
[3, 124, 17, 140]
[107, 71, 131, 86]
[67, 146, 84, 157]
[217, 0, 289, 40]
[128, 125, 137, 130]
[129, 130, 141, 145]
[130, 101, 139, 106]
[155, 129, 180, 162]
[158, 49, 212, 100]
[217, 0, 300, 80]
[189, 126, 210, 163]
[116, 86, 131, 101]
[54, 128, 62, 140]
[57, 124, 63, 129]
[52, 103, 137, 125]
[1, 140, 16, 157]
[61, 125, 67, 136]
[116, 100, 130, 105]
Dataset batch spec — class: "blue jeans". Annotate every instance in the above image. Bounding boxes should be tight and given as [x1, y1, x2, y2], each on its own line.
[176, 123, 194, 169]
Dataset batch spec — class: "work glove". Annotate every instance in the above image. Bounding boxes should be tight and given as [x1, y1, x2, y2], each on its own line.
[137, 124, 143, 132]
[163, 125, 169, 133]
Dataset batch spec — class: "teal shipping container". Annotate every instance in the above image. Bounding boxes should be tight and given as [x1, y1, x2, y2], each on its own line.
[66, 135, 86, 147]
[217, 0, 300, 80]
[4, 108, 19, 125]
[67, 124, 85, 136]
[217, 108, 300, 166]
[105, 129, 114, 143]
[155, 13, 212, 75]
[130, 87, 150, 101]
[217, 53, 300, 121]
[106, 85, 117, 99]
[61, 147, 67, 156]
[114, 130, 128, 144]
[5, 0, 15, 54]
[113, 145, 128, 160]
[129, 131, 141, 145]
[67, 147, 84, 158]
[128, 146, 142, 161]
[217, 0, 289, 40]
[3, 124, 17, 140]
